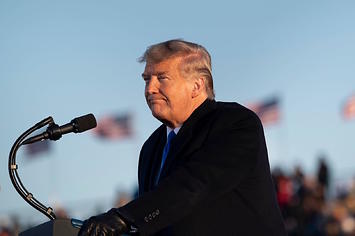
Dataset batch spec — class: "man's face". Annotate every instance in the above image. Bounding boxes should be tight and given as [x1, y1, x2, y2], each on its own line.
[142, 57, 195, 128]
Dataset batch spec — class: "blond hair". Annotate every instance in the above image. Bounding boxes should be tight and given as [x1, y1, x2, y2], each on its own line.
[139, 39, 215, 99]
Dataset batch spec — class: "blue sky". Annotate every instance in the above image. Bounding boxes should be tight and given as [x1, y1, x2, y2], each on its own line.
[1, 0, 354, 225]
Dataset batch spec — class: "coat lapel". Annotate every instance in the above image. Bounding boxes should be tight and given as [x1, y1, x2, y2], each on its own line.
[158, 99, 217, 181]
[140, 125, 166, 192]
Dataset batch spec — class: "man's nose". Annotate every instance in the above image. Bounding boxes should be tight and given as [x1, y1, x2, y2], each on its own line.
[145, 76, 159, 95]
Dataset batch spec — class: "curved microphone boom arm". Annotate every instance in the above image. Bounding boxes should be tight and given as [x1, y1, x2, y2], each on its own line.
[8, 113, 97, 221]
[8, 116, 57, 220]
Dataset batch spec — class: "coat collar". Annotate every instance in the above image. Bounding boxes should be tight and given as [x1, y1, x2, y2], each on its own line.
[157, 99, 217, 182]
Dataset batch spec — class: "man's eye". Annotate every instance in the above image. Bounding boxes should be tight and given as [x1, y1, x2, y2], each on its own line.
[158, 76, 168, 80]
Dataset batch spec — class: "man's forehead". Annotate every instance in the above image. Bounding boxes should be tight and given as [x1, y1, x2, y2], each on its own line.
[143, 57, 183, 73]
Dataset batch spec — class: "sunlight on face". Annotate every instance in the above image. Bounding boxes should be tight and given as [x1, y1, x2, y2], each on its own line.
[142, 57, 195, 128]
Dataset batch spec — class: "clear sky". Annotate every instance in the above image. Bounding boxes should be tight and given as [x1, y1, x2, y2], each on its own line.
[1, 0, 354, 225]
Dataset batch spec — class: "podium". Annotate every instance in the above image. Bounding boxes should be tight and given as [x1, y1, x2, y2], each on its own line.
[20, 219, 80, 236]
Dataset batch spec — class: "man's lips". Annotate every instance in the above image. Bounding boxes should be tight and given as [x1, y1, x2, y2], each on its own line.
[147, 97, 167, 104]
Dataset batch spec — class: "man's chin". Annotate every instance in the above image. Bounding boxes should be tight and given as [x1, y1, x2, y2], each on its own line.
[149, 104, 163, 115]
[151, 110, 165, 120]
[150, 109, 168, 123]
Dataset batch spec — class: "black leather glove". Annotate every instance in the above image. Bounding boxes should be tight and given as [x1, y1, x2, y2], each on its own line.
[78, 208, 129, 236]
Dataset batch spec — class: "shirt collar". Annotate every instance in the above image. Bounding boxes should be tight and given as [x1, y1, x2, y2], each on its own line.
[166, 126, 181, 137]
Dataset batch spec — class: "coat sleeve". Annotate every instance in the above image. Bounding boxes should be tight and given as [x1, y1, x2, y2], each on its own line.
[119, 110, 262, 235]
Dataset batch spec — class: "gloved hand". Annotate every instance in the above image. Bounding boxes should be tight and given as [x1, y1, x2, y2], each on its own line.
[78, 208, 129, 236]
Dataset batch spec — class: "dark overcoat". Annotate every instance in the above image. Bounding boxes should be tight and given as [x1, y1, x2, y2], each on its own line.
[119, 99, 286, 236]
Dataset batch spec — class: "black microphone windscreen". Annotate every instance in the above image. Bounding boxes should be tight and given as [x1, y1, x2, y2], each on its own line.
[72, 114, 97, 133]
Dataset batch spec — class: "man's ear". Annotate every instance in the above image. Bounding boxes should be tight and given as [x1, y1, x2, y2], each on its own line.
[191, 77, 205, 98]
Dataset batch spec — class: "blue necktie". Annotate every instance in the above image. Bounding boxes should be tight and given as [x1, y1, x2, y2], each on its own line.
[155, 130, 176, 185]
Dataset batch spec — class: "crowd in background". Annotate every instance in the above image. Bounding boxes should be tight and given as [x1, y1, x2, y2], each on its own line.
[273, 158, 355, 235]
[2, 159, 355, 236]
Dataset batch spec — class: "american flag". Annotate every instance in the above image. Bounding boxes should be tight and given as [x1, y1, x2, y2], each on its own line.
[94, 113, 133, 140]
[247, 97, 280, 126]
[25, 140, 51, 157]
[343, 94, 355, 120]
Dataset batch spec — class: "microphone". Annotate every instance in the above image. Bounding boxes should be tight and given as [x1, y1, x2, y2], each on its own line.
[22, 114, 97, 145]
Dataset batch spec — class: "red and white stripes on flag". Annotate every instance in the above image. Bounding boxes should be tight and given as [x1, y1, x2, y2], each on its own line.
[247, 97, 280, 126]
[343, 94, 355, 120]
[94, 113, 133, 140]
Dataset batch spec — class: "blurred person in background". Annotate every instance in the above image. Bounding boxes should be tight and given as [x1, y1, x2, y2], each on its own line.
[317, 156, 330, 200]
[55, 207, 69, 219]
[114, 191, 132, 208]
[0, 215, 19, 236]
[79, 39, 286, 236]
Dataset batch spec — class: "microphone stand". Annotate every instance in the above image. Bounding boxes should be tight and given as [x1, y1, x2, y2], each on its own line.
[8, 116, 57, 220]
[8, 116, 83, 235]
